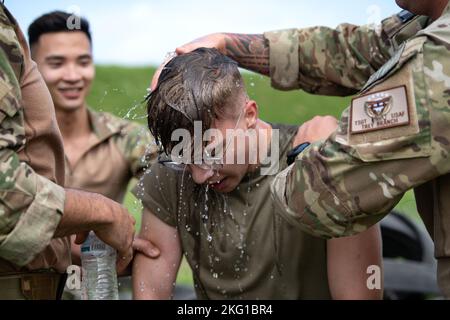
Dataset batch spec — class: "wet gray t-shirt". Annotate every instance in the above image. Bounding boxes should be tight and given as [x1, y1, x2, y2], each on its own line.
[134, 124, 331, 299]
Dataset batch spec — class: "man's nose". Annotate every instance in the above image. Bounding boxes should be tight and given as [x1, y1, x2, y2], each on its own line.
[189, 165, 215, 184]
[62, 65, 82, 82]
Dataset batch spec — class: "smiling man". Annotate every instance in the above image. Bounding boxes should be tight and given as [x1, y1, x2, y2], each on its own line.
[132, 48, 382, 300]
[28, 12, 158, 266]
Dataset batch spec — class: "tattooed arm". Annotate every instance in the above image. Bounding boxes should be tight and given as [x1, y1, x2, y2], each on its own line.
[176, 32, 269, 75]
[222, 33, 269, 75]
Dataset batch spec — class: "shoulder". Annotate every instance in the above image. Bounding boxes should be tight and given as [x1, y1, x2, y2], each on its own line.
[0, 5, 24, 82]
[93, 110, 131, 131]
[271, 123, 299, 142]
[135, 162, 190, 213]
[269, 123, 300, 158]
[134, 163, 182, 227]
[94, 110, 151, 140]
[418, 12, 450, 45]
[340, 33, 439, 162]
[0, 41, 22, 122]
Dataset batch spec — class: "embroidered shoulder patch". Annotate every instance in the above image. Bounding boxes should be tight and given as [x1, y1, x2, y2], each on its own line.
[350, 86, 410, 134]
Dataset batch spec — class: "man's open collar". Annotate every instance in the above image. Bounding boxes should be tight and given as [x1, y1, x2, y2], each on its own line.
[88, 108, 123, 143]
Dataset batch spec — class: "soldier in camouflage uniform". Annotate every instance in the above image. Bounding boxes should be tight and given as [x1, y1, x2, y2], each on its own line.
[159, 0, 450, 297]
[0, 3, 137, 299]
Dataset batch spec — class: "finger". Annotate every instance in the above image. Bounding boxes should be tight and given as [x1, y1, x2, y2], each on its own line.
[175, 46, 188, 55]
[133, 238, 161, 258]
[117, 260, 132, 277]
[116, 248, 133, 275]
[151, 66, 164, 91]
[150, 76, 159, 91]
[176, 43, 201, 55]
[74, 232, 89, 245]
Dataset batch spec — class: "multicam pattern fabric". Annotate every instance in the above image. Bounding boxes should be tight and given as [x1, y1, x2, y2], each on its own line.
[264, 11, 429, 94]
[0, 4, 65, 267]
[89, 110, 158, 178]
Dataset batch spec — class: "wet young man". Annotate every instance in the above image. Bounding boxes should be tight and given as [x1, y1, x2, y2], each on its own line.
[132, 48, 382, 300]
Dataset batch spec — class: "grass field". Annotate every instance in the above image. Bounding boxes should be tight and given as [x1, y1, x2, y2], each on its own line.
[87, 65, 422, 285]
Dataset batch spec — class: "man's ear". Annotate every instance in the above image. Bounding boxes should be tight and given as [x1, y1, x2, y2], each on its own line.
[30, 43, 38, 61]
[244, 100, 258, 129]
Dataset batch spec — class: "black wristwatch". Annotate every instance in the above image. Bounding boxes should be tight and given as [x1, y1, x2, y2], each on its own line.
[287, 142, 311, 165]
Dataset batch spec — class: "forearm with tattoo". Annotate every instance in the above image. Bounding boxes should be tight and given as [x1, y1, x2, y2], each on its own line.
[223, 33, 270, 76]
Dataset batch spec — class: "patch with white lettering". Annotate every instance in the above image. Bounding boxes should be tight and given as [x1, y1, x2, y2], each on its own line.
[350, 86, 410, 134]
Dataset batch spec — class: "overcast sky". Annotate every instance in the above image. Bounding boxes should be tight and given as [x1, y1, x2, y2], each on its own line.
[8, 0, 401, 66]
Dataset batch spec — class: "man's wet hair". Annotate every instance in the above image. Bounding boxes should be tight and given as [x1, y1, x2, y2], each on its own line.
[28, 11, 92, 48]
[147, 47, 247, 154]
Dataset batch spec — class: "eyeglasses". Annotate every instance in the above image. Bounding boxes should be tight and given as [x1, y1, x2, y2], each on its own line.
[158, 106, 246, 172]
[158, 149, 224, 172]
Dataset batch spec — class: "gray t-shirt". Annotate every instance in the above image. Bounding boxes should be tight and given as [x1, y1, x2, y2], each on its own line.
[135, 124, 331, 299]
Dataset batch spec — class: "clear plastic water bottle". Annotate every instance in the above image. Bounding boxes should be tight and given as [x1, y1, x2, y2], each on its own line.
[81, 231, 119, 300]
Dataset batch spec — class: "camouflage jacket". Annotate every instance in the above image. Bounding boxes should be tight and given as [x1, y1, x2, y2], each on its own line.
[0, 5, 65, 268]
[88, 109, 157, 178]
[65, 108, 158, 203]
[270, 5, 450, 295]
[264, 11, 429, 95]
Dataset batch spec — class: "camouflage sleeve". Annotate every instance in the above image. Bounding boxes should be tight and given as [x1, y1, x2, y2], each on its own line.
[116, 121, 159, 179]
[271, 33, 446, 239]
[264, 12, 428, 95]
[0, 50, 65, 266]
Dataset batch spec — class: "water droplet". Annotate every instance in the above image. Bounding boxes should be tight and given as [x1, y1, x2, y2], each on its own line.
[206, 234, 213, 242]
[212, 273, 218, 279]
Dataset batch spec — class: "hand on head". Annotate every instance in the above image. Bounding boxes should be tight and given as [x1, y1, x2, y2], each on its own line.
[150, 33, 226, 91]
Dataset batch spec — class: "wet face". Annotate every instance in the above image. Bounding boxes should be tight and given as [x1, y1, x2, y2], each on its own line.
[32, 31, 95, 112]
[188, 100, 258, 193]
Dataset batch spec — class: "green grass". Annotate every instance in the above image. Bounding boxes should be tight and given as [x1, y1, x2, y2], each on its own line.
[87, 65, 422, 286]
